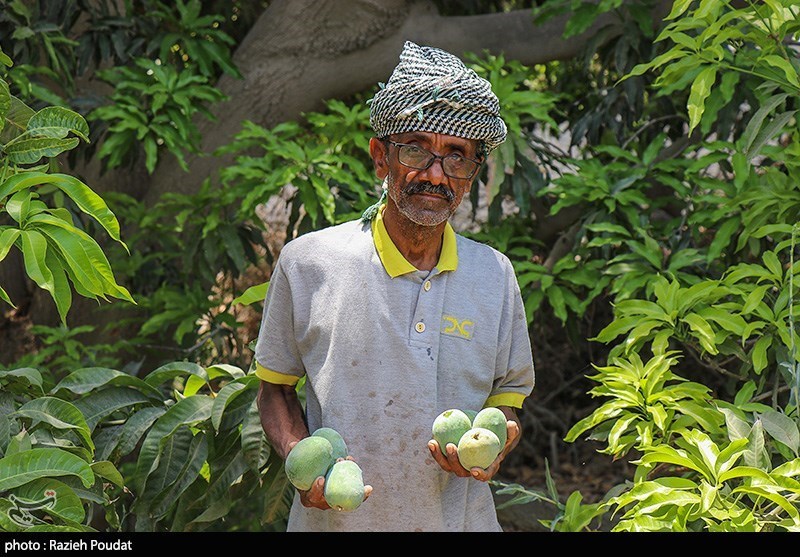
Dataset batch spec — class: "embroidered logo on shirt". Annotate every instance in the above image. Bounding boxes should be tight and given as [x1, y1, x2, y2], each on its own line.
[441, 315, 474, 340]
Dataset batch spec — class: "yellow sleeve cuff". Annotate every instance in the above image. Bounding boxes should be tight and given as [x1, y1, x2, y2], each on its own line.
[484, 392, 527, 409]
[254, 361, 302, 386]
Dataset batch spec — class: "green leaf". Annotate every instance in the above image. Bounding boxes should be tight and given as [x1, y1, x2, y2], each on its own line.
[564, 399, 629, 442]
[52, 367, 162, 401]
[43, 248, 71, 326]
[134, 396, 213, 492]
[205, 364, 246, 380]
[666, 0, 694, 19]
[564, 2, 600, 38]
[761, 54, 800, 88]
[742, 285, 771, 314]
[731, 485, 799, 522]
[207, 451, 247, 501]
[713, 438, 749, 476]
[138, 426, 194, 504]
[148, 433, 208, 518]
[760, 410, 799, 455]
[0, 95, 35, 144]
[0, 367, 43, 390]
[696, 306, 746, 335]
[26, 106, 90, 142]
[12, 397, 94, 452]
[0, 448, 94, 491]
[72, 387, 153, 432]
[115, 407, 167, 458]
[687, 66, 717, 134]
[91, 460, 125, 488]
[231, 281, 269, 306]
[259, 454, 293, 525]
[0, 175, 125, 258]
[3, 137, 79, 164]
[719, 408, 751, 442]
[739, 93, 788, 154]
[183, 364, 244, 397]
[744, 110, 796, 160]
[0, 79, 10, 127]
[143, 361, 209, 389]
[683, 312, 719, 354]
[241, 399, 270, 475]
[762, 250, 783, 279]
[13, 478, 85, 524]
[210, 376, 259, 432]
[592, 316, 643, 343]
[20, 229, 55, 296]
[751, 335, 772, 374]
[706, 217, 740, 263]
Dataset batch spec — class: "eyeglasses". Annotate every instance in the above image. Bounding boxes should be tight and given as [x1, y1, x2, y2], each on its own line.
[383, 140, 482, 180]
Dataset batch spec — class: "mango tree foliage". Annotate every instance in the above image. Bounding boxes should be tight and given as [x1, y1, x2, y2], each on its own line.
[0, 361, 288, 532]
[0, 47, 133, 325]
[510, 0, 800, 531]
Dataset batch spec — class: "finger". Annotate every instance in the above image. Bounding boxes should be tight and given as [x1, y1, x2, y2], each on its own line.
[363, 485, 373, 501]
[428, 441, 448, 467]
[310, 476, 329, 507]
[471, 466, 492, 481]
[445, 443, 464, 468]
[507, 420, 520, 441]
[445, 444, 473, 477]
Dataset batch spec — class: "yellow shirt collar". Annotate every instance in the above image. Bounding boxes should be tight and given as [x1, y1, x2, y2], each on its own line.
[371, 205, 458, 278]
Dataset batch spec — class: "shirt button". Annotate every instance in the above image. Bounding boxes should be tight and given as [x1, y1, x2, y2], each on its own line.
[424, 280, 432, 291]
[415, 322, 426, 333]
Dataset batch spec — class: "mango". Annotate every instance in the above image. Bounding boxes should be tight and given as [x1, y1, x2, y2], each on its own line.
[284, 436, 334, 491]
[324, 459, 366, 512]
[431, 409, 472, 455]
[457, 427, 501, 470]
[472, 407, 508, 448]
[312, 427, 348, 460]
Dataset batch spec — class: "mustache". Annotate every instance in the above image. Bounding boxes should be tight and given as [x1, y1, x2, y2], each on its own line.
[404, 181, 455, 202]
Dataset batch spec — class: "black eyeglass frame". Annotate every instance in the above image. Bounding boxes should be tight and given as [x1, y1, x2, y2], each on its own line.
[381, 139, 483, 180]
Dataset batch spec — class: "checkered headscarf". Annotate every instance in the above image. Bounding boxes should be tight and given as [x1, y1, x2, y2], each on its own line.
[368, 41, 507, 154]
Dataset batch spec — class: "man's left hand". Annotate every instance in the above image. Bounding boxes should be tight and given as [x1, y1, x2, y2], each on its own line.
[427, 419, 520, 481]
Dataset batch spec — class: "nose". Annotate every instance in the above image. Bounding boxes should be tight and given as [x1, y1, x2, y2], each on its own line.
[419, 155, 447, 185]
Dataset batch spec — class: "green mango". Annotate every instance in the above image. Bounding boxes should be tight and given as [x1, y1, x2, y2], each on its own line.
[324, 459, 366, 512]
[312, 427, 348, 460]
[472, 407, 508, 448]
[457, 427, 501, 470]
[431, 409, 472, 455]
[285, 436, 334, 491]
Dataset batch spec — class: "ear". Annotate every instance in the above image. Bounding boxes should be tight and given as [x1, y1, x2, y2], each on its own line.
[369, 137, 389, 180]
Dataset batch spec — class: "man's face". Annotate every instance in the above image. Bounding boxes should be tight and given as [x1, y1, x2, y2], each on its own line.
[371, 131, 483, 227]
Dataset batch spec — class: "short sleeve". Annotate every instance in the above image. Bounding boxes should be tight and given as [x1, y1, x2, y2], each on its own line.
[486, 256, 535, 409]
[253, 255, 305, 385]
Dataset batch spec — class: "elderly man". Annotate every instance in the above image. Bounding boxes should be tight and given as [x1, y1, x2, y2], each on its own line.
[254, 41, 535, 532]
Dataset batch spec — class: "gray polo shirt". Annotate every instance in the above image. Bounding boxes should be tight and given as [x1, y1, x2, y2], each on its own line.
[254, 207, 535, 532]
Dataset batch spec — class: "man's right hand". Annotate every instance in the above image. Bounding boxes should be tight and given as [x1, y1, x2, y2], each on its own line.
[298, 475, 332, 510]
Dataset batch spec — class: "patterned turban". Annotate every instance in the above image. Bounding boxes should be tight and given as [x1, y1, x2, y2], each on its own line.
[368, 41, 507, 154]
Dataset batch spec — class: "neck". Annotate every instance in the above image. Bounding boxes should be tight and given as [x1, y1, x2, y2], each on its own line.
[382, 202, 446, 271]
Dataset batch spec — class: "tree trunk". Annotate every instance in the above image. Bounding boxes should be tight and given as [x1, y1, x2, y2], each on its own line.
[140, 0, 638, 205]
